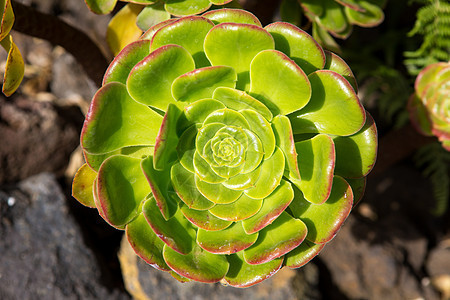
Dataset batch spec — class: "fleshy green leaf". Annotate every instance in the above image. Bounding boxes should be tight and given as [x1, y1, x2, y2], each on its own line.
[316, 0, 348, 34]
[126, 212, 170, 271]
[290, 176, 353, 244]
[249, 50, 311, 115]
[1, 34, 25, 96]
[265, 22, 326, 74]
[204, 23, 274, 90]
[136, 2, 171, 32]
[323, 50, 357, 92]
[81, 82, 163, 154]
[163, 243, 229, 283]
[240, 109, 275, 159]
[164, 0, 212, 16]
[243, 180, 294, 234]
[346, 177, 366, 206]
[197, 222, 258, 254]
[180, 204, 232, 231]
[195, 175, 242, 204]
[333, 112, 377, 178]
[85, 0, 117, 14]
[0, 0, 14, 41]
[243, 212, 307, 264]
[140, 19, 177, 41]
[202, 8, 261, 26]
[83, 146, 154, 171]
[289, 70, 365, 136]
[127, 44, 195, 110]
[103, 39, 151, 86]
[295, 134, 335, 204]
[345, 1, 384, 27]
[143, 197, 196, 254]
[172, 66, 237, 103]
[193, 150, 227, 183]
[209, 193, 263, 221]
[97, 155, 150, 227]
[150, 16, 214, 68]
[72, 163, 97, 208]
[154, 104, 182, 170]
[203, 108, 250, 129]
[284, 240, 325, 268]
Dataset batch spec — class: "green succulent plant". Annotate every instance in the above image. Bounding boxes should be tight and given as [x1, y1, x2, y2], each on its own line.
[409, 61, 450, 151]
[295, 0, 385, 52]
[72, 9, 377, 287]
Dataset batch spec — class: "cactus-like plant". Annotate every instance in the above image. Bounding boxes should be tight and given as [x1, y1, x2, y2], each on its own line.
[409, 62, 450, 151]
[73, 9, 377, 287]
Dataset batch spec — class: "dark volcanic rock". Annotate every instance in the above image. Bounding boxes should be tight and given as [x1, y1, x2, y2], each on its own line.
[0, 173, 129, 300]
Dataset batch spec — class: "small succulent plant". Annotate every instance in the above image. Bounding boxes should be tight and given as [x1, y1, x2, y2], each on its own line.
[296, 0, 385, 51]
[409, 62, 450, 151]
[73, 9, 377, 287]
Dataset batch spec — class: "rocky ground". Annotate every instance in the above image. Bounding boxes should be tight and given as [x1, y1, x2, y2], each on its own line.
[1, 1, 449, 299]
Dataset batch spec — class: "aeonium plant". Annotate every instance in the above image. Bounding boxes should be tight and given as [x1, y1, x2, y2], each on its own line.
[72, 9, 377, 287]
[408, 61, 450, 151]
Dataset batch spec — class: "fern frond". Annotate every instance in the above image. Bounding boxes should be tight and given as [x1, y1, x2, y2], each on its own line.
[415, 142, 450, 216]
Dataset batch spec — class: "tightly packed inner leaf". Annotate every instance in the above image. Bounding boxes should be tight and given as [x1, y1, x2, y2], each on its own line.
[73, 8, 377, 287]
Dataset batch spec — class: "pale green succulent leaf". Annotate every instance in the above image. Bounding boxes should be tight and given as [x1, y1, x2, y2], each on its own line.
[127, 45, 195, 110]
[295, 134, 335, 204]
[213, 87, 273, 121]
[289, 70, 365, 136]
[323, 50, 357, 92]
[197, 222, 258, 254]
[209, 193, 263, 221]
[203, 108, 250, 129]
[171, 161, 215, 210]
[265, 22, 326, 74]
[136, 2, 171, 32]
[193, 149, 227, 183]
[202, 8, 261, 26]
[163, 243, 229, 283]
[243, 212, 307, 264]
[85, 0, 117, 14]
[333, 113, 377, 178]
[182, 99, 226, 127]
[345, 1, 384, 27]
[180, 203, 232, 231]
[72, 163, 97, 208]
[172, 66, 237, 103]
[83, 146, 154, 171]
[177, 125, 198, 172]
[126, 212, 171, 271]
[150, 16, 214, 67]
[143, 197, 196, 255]
[299, 0, 324, 16]
[240, 109, 275, 159]
[140, 19, 177, 41]
[97, 155, 150, 227]
[244, 147, 285, 199]
[289, 176, 353, 244]
[316, 0, 348, 34]
[222, 164, 262, 190]
[164, 0, 212, 16]
[241, 129, 264, 174]
[284, 240, 325, 268]
[249, 50, 311, 115]
[1, 34, 25, 96]
[243, 179, 294, 234]
[204, 22, 274, 90]
[195, 175, 243, 204]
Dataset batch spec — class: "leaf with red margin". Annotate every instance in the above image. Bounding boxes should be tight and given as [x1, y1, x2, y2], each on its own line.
[284, 240, 325, 268]
[180, 203, 232, 231]
[202, 8, 261, 26]
[72, 163, 97, 208]
[323, 50, 358, 92]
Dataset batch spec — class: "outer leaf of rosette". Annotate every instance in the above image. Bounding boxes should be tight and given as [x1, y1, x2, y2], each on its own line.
[224, 251, 283, 287]
[323, 50, 357, 92]
[249, 50, 311, 116]
[295, 134, 335, 204]
[153, 104, 182, 171]
[202, 8, 262, 26]
[141, 156, 178, 220]
[0, 0, 14, 41]
[143, 196, 196, 255]
[299, 0, 324, 17]
[127, 44, 195, 111]
[265, 22, 326, 75]
[96, 155, 150, 227]
[346, 177, 366, 206]
[136, 2, 171, 32]
[103, 39, 151, 86]
[72, 163, 97, 208]
[244, 147, 285, 199]
[284, 239, 325, 268]
[106, 4, 143, 56]
[345, 0, 384, 27]
[81, 82, 163, 155]
[197, 222, 258, 254]
[315, 0, 348, 34]
[415, 62, 448, 97]
[150, 16, 214, 68]
[83, 146, 154, 171]
[163, 243, 229, 283]
[140, 19, 177, 41]
[126, 212, 170, 271]
[164, 0, 212, 17]
[271, 115, 301, 187]
[289, 70, 365, 136]
[172, 66, 237, 103]
[243, 211, 307, 265]
[289, 176, 353, 244]
[171, 161, 215, 210]
[333, 112, 377, 178]
[336, 0, 365, 11]
[84, 0, 117, 14]
[204, 22, 274, 90]
[210, 0, 233, 5]
[213, 87, 273, 121]
[243, 179, 294, 234]
[1, 34, 25, 96]
[312, 21, 341, 54]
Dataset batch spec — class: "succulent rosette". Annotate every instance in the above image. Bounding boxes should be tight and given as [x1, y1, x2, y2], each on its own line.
[73, 9, 377, 287]
[409, 62, 450, 151]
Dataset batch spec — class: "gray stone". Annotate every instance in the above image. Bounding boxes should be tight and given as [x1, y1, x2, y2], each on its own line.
[0, 173, 129, 300]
